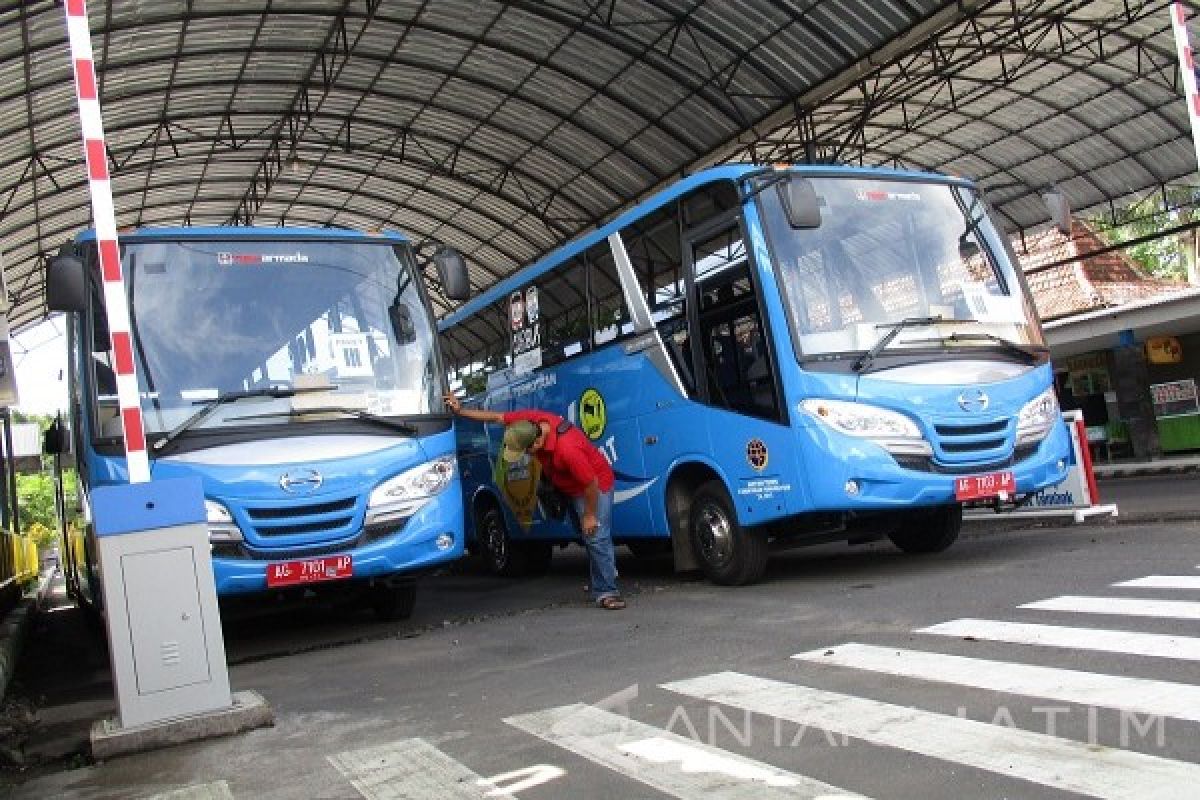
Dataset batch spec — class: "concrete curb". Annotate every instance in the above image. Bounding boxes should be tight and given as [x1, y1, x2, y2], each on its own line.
[0, 571, 54, 702]
[1095, 462, 1200, 479]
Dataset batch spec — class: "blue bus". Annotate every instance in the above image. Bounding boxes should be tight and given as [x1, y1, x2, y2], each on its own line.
[46, 226, 470, 618]
[439, 164, 1070, 585]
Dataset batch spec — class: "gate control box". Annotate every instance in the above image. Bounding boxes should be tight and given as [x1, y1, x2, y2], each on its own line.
[92, 477, 231, 729]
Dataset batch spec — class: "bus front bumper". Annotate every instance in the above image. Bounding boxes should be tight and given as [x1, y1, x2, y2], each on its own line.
[800, 421, 1071, 511]
[211, 487, 465, 595]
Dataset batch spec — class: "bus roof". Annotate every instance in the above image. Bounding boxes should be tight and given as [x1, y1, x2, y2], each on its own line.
[75, 225, 410, 244]
[439, 162, 974, 331]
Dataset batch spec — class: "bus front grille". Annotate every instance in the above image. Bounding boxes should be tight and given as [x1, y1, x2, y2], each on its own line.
[244, 497, 358, 539]
[932, 419, 1011, 461]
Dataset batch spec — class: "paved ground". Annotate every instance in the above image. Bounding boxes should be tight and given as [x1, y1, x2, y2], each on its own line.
[4, 514, 1200, 799]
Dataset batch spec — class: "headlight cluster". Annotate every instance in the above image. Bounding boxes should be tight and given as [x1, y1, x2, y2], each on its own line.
[205, 499, 242, 543]
[366, 454, 457, 525]
[1016, 387, 1059, 446]
[800, 398, 931, 455]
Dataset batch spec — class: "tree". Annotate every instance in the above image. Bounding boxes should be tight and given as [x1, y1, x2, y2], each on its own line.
[1087, 186, 1200, 281]
[16, 469, 77, 550]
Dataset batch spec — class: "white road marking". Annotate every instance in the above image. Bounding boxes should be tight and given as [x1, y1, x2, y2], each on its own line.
[918, 618, 1200, 661]
[1020, 595, 1200, 620]
[1113, 576, 1200, 590]
[663, 671, 1200, 800]
[329, 738, 517, 800]
[505, 702, 868, 799]
[793, 642, 1200, 720]
[146, 783, 234, 800]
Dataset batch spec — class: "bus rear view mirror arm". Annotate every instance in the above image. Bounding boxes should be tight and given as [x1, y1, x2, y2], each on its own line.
[432, 246, 471, 301]
[46, 254, 87, 312]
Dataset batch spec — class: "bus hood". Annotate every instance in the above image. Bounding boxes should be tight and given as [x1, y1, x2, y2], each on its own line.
[145, 433, 445, 502]
[853, 361, 1050, 418]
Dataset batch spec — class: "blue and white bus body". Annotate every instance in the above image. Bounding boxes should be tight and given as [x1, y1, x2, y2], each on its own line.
[57, 226, 464, 617]
[440, 165, 1070, 584]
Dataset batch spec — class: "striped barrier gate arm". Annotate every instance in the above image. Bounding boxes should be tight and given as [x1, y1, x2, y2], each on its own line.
[62, 0, 149, 483]
[1173, 3, 1200, 171]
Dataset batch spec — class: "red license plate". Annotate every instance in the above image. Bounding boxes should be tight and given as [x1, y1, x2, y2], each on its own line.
[266, 554, 353, 588]
[954, 471, 1015, 501]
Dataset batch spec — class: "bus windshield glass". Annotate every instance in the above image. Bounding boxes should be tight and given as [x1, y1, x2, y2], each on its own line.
[758, 176, 1044, 363]
[94, 238, 440, 436]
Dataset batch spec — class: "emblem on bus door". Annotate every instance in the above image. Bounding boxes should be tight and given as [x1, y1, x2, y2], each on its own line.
[279, 468, 323, 494]
[747, 439, 768, 471]
[957, 388, 990, 413]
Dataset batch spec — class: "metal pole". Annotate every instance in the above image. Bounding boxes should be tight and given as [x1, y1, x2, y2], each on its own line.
[2, 409, 16, 536]
[0, 410, 8, 533]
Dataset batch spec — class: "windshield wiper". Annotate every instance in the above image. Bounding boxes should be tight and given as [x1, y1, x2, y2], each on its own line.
[934, 331, 1041, 363]
[853, 316, 978, 373]
[224, 406, 419, 436]
[152, 385, 338, 452]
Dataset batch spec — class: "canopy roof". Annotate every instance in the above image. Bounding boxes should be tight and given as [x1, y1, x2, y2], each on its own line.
[0, 0, 1194, 334]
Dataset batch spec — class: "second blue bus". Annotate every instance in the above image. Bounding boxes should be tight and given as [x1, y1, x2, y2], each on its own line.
[439, 164, 1071, 585]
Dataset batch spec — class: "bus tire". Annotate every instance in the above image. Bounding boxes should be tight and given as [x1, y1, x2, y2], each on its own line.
[888, 504, 962, 554]
[477, 505, 526, 577]
[688, 480, 768, 586]
[370, 582, 417, 621]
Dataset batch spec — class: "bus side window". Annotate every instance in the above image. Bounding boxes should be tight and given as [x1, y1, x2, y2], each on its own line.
[619, 199, 696, 393]
[443, 297, 510, 398]
[538, 256, 590, 368]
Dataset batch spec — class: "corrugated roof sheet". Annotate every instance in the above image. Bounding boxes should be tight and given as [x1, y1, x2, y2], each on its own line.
[0, 0, 1196, 332]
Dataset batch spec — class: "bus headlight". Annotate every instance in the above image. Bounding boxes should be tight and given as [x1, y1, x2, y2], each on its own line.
[1016, 387, 1059, 446]
[366, 454, 457, 525]
[800, 398, 931, 455]
[205, 499, 243, 543]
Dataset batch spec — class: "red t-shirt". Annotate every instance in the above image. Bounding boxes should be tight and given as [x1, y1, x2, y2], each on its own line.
[501, 410, 614, 496]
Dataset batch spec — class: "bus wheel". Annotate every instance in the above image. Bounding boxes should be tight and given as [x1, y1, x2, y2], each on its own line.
[688, 480, 768, 586]
[370, 582, 416, 621]
[477, 505, 525, 577]
[888, 504, 962, 554]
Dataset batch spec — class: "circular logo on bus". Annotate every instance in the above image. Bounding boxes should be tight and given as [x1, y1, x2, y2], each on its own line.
[579, 388, 607, 440]
[747, 439, 768, 471]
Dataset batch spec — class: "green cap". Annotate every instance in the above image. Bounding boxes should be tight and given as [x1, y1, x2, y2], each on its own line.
[501, 420, 539, 463]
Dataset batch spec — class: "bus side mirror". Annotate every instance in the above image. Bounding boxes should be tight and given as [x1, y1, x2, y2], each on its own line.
[46, 255, 87, 312]
[778, 178, 822, 229]
[433, 246, 470, 302]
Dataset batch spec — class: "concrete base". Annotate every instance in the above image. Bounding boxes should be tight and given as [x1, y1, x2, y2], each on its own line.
[89, 690, 273, 761]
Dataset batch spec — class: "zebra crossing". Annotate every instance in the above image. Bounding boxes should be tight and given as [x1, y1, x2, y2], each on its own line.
[149, 565, 1200, 800]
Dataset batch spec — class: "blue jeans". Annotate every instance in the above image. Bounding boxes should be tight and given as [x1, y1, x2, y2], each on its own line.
[572, 490, 618, 601]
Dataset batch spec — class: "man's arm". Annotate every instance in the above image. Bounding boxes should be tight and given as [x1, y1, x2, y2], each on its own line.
[580, 478, 600, 536]
[443, 393, 505, 424]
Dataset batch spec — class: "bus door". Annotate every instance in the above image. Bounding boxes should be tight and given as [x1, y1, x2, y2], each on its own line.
[683, 219, 796, 520]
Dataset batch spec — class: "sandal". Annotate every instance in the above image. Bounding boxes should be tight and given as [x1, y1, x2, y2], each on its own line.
[597, 595, 626, 610]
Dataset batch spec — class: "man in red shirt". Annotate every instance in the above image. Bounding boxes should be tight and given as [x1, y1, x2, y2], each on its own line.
[444, 394, 624, 609]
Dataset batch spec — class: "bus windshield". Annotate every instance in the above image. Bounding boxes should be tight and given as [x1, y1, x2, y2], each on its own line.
[758, 176, 1044, 363]
[92, 238, 441, 437]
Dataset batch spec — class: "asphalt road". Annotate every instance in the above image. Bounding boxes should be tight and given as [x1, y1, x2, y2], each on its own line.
[9, 516, 1200, 800]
